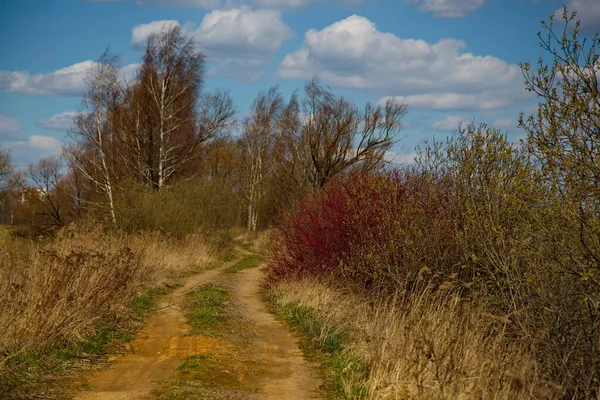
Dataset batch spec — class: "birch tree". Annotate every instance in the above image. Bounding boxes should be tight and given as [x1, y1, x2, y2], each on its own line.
[239, 87, 285, 231]
[127, 26, 234, 190]
[69, 50, 121, 227]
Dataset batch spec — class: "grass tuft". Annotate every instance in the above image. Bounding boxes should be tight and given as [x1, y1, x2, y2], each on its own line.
[184, 285, 230, 335]
[225, 256, 260, 273]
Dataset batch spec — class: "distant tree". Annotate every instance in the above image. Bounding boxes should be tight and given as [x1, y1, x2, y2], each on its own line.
[280, 79, 407, 190]
[69, 49, 122, 228]
[238, 86, 285, 231]
[26, 157, 65, 226]
[0, 148, 13, 224]
[124, 26, 234, 190]
[0, 147, 11, 190]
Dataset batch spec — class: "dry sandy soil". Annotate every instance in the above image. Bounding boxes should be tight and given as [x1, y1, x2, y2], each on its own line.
[71, 256, 322, 400]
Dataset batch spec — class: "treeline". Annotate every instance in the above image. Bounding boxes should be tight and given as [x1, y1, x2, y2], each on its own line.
[0, 25, 405, 236]
[269, 10, 600, 398]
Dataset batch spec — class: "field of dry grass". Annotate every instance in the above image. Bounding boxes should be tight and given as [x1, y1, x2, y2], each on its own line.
[0, 224, 218, 397]
[268, 277, 560, 400]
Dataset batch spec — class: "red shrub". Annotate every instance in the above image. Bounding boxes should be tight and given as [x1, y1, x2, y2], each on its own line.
[269, 170, 462, 293]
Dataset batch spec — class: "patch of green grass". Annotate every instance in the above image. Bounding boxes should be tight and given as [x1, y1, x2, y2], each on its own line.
[184, 284, 230, 335]
[222, 253, 237, 262]
[78, 321, 116, 353]
[265, 294, 368, 400]
[225, 256, 260, 273]
[130, 286, 169, 317]
[178, 354, 212, 370]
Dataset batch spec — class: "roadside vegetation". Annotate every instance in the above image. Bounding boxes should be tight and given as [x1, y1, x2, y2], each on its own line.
[0, 225, 217, 399]
[184, 284, 230, 336]
[266, 9, 600, 399]
[0, 6, 598, 400]
[226, 255, 261, 274]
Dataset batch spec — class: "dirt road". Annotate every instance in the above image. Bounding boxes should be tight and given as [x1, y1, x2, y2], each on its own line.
[234, 267, 321, 399]
[72, 256, 322, 400]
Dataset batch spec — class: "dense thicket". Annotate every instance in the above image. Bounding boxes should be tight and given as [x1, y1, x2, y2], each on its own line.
[0, 27, 405, 235]
[270, 10, 600, 397]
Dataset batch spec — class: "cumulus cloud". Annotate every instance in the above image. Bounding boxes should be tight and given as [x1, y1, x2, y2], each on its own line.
[382, 92, 521, 111]
[385, 150, 417, 165]
[0, 61, 96, 96]
[37, 111, 80, 132]
[492, 117, 516, 131]
[91, 0, 363, 8]
[407, 0, 484, 18]
[432, 115, 466, 130]
[131, 20, 181, 46]
[0, 114, 22, 140]
[279, 15, 529, 111]
[563, 0, 600, 32]
[132, 10, 292, 82]
[8, 135, 62, 166]
[0, 62, 139, 97]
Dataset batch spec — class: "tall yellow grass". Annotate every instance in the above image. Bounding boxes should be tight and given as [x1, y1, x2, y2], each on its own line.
[0, 225, 217, 372]
[270, 278, 555, 399]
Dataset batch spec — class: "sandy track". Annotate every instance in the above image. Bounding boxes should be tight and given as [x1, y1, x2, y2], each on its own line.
[234, 267, 321, 400]
[72, 258, 321, 400]
[73, 264, 232, 400]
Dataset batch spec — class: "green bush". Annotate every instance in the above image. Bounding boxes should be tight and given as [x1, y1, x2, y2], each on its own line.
[114, 176, 240, 244]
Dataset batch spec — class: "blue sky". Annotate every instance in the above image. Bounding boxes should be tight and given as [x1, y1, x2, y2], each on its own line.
[1, 0, 599, 167]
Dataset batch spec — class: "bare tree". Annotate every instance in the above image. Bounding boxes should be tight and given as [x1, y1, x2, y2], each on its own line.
[0, 147, 11, 189]
[69, 49, 122, 227]
[26, 157, 65, 226]
[238, 87, 285, 231]
[0, 148, 13, 224]
[279, 79, 407, 190]
[124, 26, 234, 190]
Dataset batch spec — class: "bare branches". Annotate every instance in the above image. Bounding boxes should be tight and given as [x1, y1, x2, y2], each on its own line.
[519, 6, 600, 215]
[0, 148, 12, 193]
[286, 79, 406, 190]
[238, 86, 285, 230]
[26, 157, 65, 226]
[70, 50, 121, 227]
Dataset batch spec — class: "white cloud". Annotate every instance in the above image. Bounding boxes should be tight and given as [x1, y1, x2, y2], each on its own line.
[279, 15, 529, 111]
[8, 135, 62, 166]
[432, 115, 466, 130]
[0, 62, 139, 97]
[0, 114, 22, 140]
[407, 0, 484, 18]
[132, 10, 292, 82]
[91, 0, 363, 8]
[0, 61, 96, 96]
[563, 0, 600, 32]
[131, 20, 181, 46]
[37, 111, 80, 132]
[382, 92, 520, 111]
[385, 150, 417, 165]
[492, 117, 516, 131]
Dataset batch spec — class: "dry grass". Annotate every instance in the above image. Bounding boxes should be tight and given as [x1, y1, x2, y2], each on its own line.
[0, 224, 218, 384]
[126, 232, 217, 281]
[269, 277, 555, 400]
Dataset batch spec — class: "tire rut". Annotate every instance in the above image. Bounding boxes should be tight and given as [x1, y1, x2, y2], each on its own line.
[72, 256, 322, 400]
